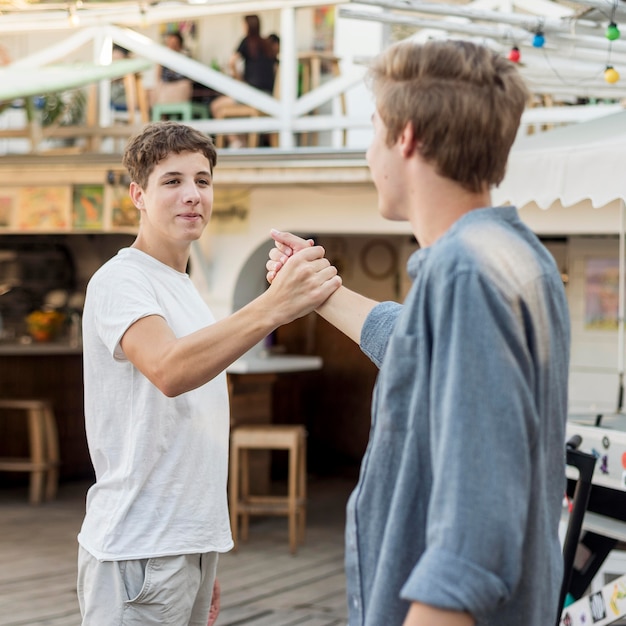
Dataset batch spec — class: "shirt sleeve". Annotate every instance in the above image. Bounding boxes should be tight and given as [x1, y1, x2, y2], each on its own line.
[89, 265, 164, 361]
[360, 301, 403, 367]
[400, 268, 538, 618]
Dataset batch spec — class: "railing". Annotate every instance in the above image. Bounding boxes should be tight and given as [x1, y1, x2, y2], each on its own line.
[0, 20, 623, 156]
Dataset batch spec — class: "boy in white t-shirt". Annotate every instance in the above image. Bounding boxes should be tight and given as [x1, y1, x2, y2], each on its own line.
[76, 121, 341, 626]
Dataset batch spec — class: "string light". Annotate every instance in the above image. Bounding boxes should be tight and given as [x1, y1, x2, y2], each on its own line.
[607, 22, 621, 41]
[67, 4, 79, 27]
[603, 2, 620, 83]
[507, 46, 521, 63]
[532, 32, 545, 48]
[139, 3, 148, 28]
[605, 65, 620, 84]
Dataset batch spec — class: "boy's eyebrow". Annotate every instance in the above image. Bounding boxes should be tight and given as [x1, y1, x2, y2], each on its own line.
[157, 170, 212, 178]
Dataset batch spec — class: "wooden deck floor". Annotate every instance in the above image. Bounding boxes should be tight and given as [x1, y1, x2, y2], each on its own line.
[0, 477, 354, 626]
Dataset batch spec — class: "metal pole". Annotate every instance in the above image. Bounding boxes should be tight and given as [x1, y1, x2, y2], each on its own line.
[618, 199, 625, 412]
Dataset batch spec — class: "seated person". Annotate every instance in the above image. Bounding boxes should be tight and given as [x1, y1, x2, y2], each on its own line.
[110, 45, 130, 112]
[151, 31, 192, 106]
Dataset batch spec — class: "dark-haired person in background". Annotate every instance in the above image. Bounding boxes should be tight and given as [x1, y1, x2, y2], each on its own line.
[210, 15, 278, 148]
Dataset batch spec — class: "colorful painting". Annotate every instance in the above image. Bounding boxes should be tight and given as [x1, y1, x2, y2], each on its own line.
[16, 186, 71, 231]
[108, 184, 139, 229]
[72, 184, 104, 230]
[585, 258, 622, 330]
[313, 7, 335, 52]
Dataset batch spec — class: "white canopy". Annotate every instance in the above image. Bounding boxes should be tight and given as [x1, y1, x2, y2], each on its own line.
[493, 110, 626, 210]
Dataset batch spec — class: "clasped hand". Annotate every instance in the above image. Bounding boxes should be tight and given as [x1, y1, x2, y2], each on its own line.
[265, 229, 340, 318]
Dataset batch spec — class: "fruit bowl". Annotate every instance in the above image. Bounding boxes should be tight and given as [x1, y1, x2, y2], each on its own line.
[25, 310, 66, 342]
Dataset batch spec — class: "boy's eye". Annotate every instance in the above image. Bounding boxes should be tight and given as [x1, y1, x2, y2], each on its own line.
[165, 178, 179, 185]
[197, 178, 211, 186]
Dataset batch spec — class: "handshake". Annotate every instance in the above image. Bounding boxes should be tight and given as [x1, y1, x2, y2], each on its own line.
[261, 228, 342, 324]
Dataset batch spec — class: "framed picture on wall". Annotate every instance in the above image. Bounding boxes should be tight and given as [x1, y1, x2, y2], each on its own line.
[106, 183, 140, 230]
[72, 184, 104, 230]
[584, 257, 621, 330]
[16, 186, 71, 231]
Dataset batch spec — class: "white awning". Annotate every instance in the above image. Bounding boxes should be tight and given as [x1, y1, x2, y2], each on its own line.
[494, 110, 626, 210]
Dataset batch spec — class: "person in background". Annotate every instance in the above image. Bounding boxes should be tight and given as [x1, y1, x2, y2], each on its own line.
[110, 45, 131, 113]
[210, 15, 278, 148]
[152, 31, 193, 107]
[76, 121, 341, 626]
[266, 39, 570, 626]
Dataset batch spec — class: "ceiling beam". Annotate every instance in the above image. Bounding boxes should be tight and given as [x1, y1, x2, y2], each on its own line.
[0, 0, 348, 34]
[349, 0, 589, 33]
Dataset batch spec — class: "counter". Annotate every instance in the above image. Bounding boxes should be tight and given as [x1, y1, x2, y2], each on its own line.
[0, 340, 82, 355]
[0, 345, 322, 490]
[227, 352, 323, 494]
[227, 353, 323, 375]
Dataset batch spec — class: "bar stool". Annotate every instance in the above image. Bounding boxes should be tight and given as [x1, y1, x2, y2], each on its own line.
[0, 399, 60, 504]
[229, 424, 307, 554]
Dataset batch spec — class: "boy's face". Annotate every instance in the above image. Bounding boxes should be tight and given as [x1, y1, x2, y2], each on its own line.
[366, 109, 408, 222]
[130, 150, 213, 246]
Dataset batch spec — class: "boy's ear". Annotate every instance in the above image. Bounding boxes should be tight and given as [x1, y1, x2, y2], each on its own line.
[399, 121, 419, 157]
[129, 181, 145, 209]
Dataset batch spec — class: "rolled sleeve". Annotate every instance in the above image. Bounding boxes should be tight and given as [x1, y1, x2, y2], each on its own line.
[401, 548, 510, 615]
[360, 301, 403, 367]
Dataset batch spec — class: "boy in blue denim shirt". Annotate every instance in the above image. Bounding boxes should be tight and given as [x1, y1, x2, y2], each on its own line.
[267, 40, 570, 626]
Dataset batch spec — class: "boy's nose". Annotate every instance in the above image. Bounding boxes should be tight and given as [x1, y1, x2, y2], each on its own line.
[183, 184, 201, 203]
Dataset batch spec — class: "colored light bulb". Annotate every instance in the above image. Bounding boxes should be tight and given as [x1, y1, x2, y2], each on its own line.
[607, 22, 621, 41]
[605, 66, 620, 84]
[508, 46, 521, 63]
[532, 32, 545, 48]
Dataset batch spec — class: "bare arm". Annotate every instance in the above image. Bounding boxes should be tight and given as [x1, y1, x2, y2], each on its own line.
[403, 603, 474, 626]
[267, 229, 378, 345]
[228, 51, 243, 79]
[121, 245, 340, 397]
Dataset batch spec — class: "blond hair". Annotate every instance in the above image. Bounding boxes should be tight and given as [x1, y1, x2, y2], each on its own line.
[367, 39, 529, 192]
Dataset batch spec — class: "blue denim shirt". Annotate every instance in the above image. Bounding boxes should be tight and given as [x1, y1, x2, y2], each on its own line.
[347, 206, 570, 625]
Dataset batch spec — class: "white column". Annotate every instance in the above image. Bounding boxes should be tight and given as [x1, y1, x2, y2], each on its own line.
[278, 5, 296, 149]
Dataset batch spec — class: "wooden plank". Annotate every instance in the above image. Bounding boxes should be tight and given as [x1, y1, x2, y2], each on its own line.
[0, 478, 352, 626]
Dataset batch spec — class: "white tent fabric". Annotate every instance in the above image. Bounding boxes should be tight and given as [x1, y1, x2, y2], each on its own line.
[493, 110, 626, 210]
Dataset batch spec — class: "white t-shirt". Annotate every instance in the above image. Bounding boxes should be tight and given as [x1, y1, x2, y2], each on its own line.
[78, 248, 233, 560]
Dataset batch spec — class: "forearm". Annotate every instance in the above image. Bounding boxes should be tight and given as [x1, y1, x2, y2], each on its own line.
[121, 294, 278, 397]
[122, 246, 340, 396]
[165, 295, 283, 394]
[315, 285, 378, 345]
[403, 603, 474, 626]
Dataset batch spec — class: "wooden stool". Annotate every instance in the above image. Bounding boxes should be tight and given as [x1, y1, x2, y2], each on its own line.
[151, 101, 207, 122]
[229, 425, 306, 554]
[0, 399, 60, 504]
